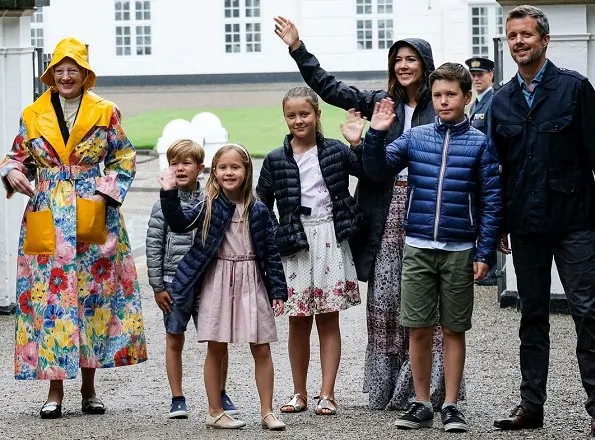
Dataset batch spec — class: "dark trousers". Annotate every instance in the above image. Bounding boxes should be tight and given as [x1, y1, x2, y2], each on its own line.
[511, 230, 595, 416]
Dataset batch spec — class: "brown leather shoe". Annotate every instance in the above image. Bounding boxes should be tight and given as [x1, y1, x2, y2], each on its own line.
[493, 404, 544, 430]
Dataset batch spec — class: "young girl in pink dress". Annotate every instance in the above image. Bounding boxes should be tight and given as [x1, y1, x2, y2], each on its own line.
[159, 144, 287, 431]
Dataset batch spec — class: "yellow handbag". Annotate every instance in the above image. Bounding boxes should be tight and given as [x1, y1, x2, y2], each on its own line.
[76, 197, 107, 244]
[23, 209, 56, 255]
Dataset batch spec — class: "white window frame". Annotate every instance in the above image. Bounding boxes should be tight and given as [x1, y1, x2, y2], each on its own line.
[31, 8, 44, 48]
[223, 0, 262, 53]
[469, 3, 503, 60]
[114, 0, 152, 56]
[356, 0, 393, 51]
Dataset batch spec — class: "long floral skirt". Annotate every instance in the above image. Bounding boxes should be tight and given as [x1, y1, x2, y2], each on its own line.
[362, 185, 465, 410]
[282, 215, 360, 317]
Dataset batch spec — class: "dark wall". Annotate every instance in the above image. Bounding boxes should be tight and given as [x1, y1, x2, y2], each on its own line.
[95, 70, 387, 87]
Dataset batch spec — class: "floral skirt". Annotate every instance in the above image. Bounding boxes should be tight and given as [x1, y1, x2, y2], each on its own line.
[362, 185, 465, 410]
[283, 215, 360, 317]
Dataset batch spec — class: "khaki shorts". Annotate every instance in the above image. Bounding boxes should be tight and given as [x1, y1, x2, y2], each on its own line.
[400, 245, 475, 332]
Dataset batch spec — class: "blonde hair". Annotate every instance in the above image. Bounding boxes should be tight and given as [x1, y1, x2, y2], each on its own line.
[201, 144, 255, 244]
[166, 139, 205, 165]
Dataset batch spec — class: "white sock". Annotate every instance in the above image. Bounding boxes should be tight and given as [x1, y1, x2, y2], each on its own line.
[442, 402, 457, 410]
[415, 400, 433, 410]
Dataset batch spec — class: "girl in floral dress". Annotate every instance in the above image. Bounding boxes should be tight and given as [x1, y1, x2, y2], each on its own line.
[159, 144, 288, 430]
[256, 86, 364, 416]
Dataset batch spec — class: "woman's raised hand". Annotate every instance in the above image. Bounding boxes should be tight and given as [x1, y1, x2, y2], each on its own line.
[370, 98, 396, 131]
[274, 16, 301, 51]
[5, 169, 34, 197]
[159, 167, 177, 191]
[341, 109, 367, 146]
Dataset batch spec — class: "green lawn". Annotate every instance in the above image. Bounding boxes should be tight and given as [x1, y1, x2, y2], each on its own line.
[122, 103, 351, 157]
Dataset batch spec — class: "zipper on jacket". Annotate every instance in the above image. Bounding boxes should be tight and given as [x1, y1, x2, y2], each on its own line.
[406, 187, 415, 219]
[433, 128, 450, 240]
[468, 192, 474, 227]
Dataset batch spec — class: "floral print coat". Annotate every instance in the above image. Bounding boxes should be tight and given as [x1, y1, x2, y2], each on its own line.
[0, 89, 147, 380]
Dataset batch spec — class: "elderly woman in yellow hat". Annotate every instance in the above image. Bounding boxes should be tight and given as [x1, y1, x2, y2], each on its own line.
[0, 37, 147, 418]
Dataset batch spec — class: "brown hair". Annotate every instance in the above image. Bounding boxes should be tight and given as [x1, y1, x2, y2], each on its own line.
[429, 62, 473, 94]
[507, 5, 549, 37]
[201, 144, 255, 244]
[387, 42, 428, 103]
[282, 86, 323, 134]
[166, 139, 205, 165]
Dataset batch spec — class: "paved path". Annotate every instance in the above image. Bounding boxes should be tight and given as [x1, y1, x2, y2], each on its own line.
[0, 155, 591, 439]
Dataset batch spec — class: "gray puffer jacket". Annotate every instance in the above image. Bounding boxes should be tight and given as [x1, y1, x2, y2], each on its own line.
[146, 188, 202, 293]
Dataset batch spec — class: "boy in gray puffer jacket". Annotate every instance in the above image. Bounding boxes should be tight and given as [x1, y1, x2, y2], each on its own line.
[146, 139, 238, 419]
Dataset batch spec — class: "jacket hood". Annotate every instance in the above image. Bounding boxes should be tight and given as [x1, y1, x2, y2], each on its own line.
[40, 37, 96, 89]
[388, 38, 435, 74]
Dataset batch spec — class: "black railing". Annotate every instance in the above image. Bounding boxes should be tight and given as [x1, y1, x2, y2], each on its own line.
[32, 47, 51, 100]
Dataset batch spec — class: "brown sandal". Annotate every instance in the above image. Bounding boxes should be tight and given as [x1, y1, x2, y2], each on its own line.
[315, 396, 337, 415]
[280, 393, 308, 413]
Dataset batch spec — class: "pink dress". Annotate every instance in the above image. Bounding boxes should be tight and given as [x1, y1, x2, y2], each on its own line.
[195, 204, 278, 344]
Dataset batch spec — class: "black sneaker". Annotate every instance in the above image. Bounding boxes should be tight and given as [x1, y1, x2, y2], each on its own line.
[169, 398, 188, 419]
[394, 402, 434, 429]
[441, 405, 468, 432]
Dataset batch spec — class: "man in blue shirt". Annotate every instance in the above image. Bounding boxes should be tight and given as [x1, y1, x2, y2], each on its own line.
[490, 6, 595, 436]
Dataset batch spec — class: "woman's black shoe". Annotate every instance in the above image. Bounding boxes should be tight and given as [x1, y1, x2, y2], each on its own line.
[40, 401, 62, 419]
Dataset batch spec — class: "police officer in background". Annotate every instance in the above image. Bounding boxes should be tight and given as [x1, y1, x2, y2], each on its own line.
[465, 57, 495, 135]
[465, 56, 498, 286]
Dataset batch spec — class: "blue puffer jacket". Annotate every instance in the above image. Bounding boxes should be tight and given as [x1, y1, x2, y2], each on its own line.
[363, 117, 502, 263]
[160, 189, 288, 317]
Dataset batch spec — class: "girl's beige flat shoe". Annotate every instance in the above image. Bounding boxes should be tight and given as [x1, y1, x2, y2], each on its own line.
[261, 412, 286, 431]
[205, 412, 246, 429]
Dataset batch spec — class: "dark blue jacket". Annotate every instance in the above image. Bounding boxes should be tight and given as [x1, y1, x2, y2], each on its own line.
[490, 60, 595, 234]
[288, 38, 436, 280]
[160, 189, 288, 316]
[256, 133, 364, 257]
[363, 117, 502, 263]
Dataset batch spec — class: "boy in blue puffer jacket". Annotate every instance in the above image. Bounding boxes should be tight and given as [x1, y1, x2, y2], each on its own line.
[362, 62, 502, 433]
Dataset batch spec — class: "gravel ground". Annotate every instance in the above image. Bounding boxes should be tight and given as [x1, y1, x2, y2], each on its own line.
[0, 85, 592, 439]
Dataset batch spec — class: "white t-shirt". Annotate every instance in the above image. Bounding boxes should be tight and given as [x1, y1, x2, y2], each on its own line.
[397, 104, 416, 179]
[293, 146, 333, 218]
[403, 104, 415, 132]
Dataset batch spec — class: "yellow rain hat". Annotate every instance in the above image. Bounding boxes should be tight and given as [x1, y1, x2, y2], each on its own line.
[40, 37, 96, 89]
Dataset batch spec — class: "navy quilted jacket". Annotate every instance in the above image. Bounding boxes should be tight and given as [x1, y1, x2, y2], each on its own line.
[160, 189, 288, 316]
[363, 117, 502, 263]
[256, 133, 364, 257]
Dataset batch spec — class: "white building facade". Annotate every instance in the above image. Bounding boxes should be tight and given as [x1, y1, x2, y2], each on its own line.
[32, 0, 505, 85]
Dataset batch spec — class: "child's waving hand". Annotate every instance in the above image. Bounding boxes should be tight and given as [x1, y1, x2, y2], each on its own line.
[341, 109, 367, 146]
[370, 98, 396, 132]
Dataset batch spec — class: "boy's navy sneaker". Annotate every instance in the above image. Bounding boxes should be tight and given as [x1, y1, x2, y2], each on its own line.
[441, 405, 469, 432]
[221, 390, 239, 416]
[169, 397, 188, 419]
[394, 402, 434, 429]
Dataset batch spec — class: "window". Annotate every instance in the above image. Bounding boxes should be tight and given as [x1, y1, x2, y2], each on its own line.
[377, 19, 393, 50]
[470, 4, 503, 59]
[116, 26, 131, 56]
[135, 0, 150, 20]
[224, 0, 240, 18]
[356, 0, 393, 50]
[31, 8, 44, 48]
[377, 0, 393, 14]
[223, 0, 261, 53]
[114, 0, 151, 56]
[225, 23, 241, 53]
[136, 25, 151, 55]
[115, 1, 130, 20]
[357, 20, 373, 50]
[245, 0, 260, 18]
[356, 0, 372, 14]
